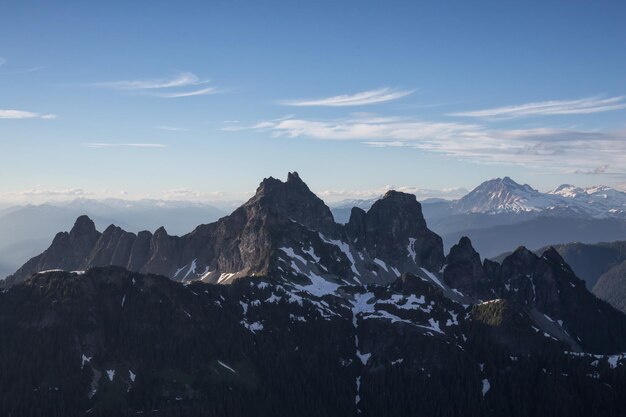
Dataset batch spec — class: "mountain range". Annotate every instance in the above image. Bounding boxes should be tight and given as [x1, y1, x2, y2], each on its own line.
[331, 177, 626, 258]
[2, 172, 626, 416]
[2, 176, 625, 280]
[0, 199, 225, 280]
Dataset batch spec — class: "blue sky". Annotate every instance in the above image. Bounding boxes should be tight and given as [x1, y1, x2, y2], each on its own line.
[1, 0, 625, 204]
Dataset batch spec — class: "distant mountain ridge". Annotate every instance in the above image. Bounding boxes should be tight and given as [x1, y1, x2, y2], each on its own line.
[331, 177, 626, 219]
[330, 177, 626, 258]
[0, 199, 225, 280]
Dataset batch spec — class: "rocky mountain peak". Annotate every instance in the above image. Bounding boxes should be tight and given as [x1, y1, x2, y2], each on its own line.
[69, 215, 97, 237]
[444, 236, 492, 298]
[245, 172, 336, 234]
[502, 246, 539, 267]
[452, 235, 474, 252]
[540, 246, 566, 264]
[347, 190, 443, 270]
[494, 246, 573, 317]
[286, 170, 303, 183]
[455, 177, 549, 214]
[67, 215, 100, 253]
[154, 226, 168, 237]
[368, 190, 426, 228]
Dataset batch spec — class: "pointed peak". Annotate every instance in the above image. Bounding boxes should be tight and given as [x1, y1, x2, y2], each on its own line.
[476, 176, 525, 189]
[256, 172, 310, 196]
[287, 171, 302, 183]
[103, 224, 123, 234]
[541, 247, 565, 264]
[246, 172, 336, 233]
[512, 245, 533, 256]
[446, 236, 480, 262]
[457, 236, 473, 248]
[503, 246, 539, 264]
[257, 176, 281, 191]
[154, 226, 168, 236]
[70, 215, 96, 236]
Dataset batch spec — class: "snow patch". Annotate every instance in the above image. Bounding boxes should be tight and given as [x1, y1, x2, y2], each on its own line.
[280, 247, 307, 264]
[217, 272, 236, 284]
[420, 268, 446, 290]
[356, 351, 371, 365]
[183, 259, 197, 279]
[407, 238, 417, 262]
[242, 321, 264, 333]
[81, 354, 92, 369]
[481, 378, 490, 397]
[303, 246, 321, 263]
[217, 360, 237, 374]
[319, 233, 360, 276]
[373, 258, 389, 272]
[292, 271, 341, 297]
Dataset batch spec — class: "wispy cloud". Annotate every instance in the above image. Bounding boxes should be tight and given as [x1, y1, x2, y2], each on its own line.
[83, 143, 167, 148]
[233, 115, 480, 142]
[0, 57, 6, 66]
[224, 115, 626, 176]
[10, 188, 89, 198]
[94, 72, 204, 90]
[155, 125, 189, 132]
[154, 86, 217, 98]
[93, 72, 219, 98]
[7, 65, 47, 74]
[451, 96, 626, 119]
[0, 109, 57, 120]
[363, 141, 409, 148]
[281, 88, 414, 107]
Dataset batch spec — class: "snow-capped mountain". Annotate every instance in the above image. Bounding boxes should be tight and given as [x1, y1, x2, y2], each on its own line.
[454, 177, 560, 214]
[455, 177, 626, 217]
[549, 184, 626, 217]
[330, 177, 626, 220]
[452, 177, 626, 218]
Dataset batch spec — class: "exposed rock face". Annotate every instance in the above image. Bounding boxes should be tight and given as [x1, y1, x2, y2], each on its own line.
[245, 171, 337, 234]
[13, 171, 622, 352]
[481, 246, 626, 353]
[4, 173, 445, 287]
[443, 236, 493, 299]
[495, 247, 565, 314]
[4, 215, 102, 286]
[347, 190, 444, 271]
